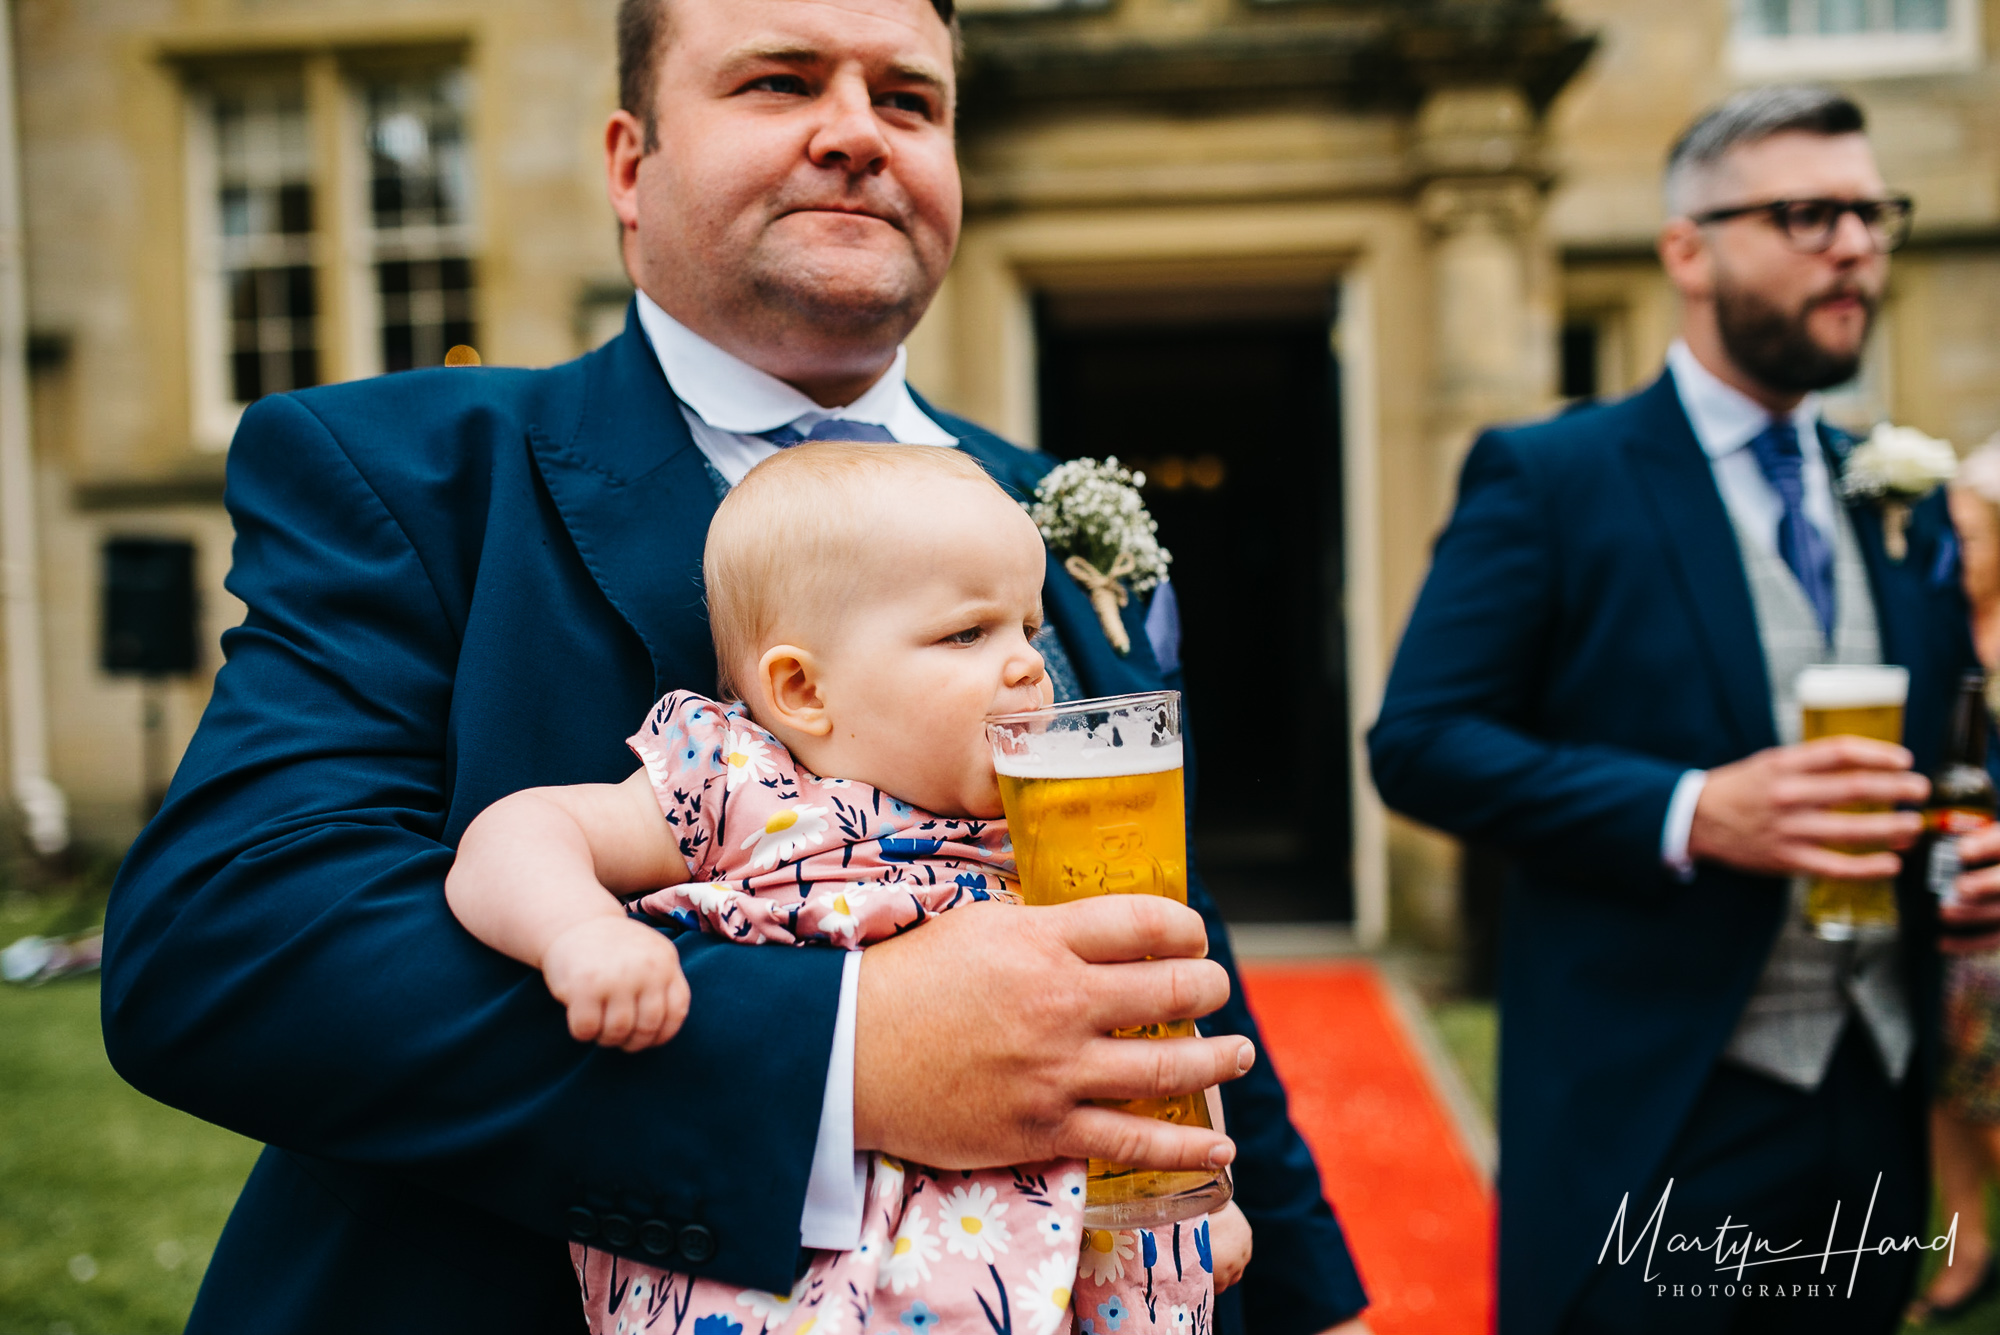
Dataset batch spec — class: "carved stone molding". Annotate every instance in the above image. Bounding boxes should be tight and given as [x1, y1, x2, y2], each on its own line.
[1411, 85, 1545, 184]
[1417, 175, 1545, 239]
[958, 3, 1596, 125]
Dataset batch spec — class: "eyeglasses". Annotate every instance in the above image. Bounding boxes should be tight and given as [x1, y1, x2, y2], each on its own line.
[1690, 196, 1914, 254]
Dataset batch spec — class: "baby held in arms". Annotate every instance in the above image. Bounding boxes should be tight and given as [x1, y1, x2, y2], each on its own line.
[446, 443, 1248, 1335]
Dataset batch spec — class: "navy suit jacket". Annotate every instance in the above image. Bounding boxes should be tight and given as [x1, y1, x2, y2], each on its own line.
[102, 306, 1366, 1334]
[1368, 373, 1973, 1335]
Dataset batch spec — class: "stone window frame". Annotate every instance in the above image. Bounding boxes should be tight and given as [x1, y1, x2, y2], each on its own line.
[1729, 0, 1982, 79]
[181, 49, 479, 453]
[184, 67, 319, 453]
[358, 69, 479, 377]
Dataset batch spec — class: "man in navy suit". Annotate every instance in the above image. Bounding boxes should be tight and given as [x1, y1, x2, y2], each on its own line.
[1372, 87, 1971, 1334]
[101, 0, 1369, 1331]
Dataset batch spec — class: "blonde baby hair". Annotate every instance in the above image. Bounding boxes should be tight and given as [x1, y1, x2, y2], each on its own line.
[704, 442, 1011, 701]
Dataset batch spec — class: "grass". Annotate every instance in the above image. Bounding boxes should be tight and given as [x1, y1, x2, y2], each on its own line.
[1427, 997, 1497, 1123]
[1906, 1188, 2000, 1332]
[0, 876, 259, 1335]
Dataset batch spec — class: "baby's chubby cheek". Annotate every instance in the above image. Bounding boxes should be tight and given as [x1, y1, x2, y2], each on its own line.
[963, 766, 1006, 821]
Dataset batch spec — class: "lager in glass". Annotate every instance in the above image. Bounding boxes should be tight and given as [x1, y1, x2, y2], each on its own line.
[1798, 664, 1909, 941]
[987, 691, 1233, 1230]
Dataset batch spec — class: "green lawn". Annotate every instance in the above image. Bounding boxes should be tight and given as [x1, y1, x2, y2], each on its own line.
[0, 888, 258, 1335]
[1912, 1213, 2000, 1333]
[1428, 996, 1498, 1122]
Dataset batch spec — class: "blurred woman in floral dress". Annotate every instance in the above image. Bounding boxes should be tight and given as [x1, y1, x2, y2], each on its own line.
[1911, 438, 2000, 1325]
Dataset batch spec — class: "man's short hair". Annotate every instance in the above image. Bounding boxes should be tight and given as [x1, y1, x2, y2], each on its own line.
[618, 0, 960, 151]
[1664, 85, 1868, 216]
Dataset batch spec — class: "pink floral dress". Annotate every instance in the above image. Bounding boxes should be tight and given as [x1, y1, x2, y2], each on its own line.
[569, 691, 1216, 1335]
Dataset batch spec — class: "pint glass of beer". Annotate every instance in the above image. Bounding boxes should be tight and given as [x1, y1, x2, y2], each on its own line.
[1798, 664, 1911, 941]
[986, 691, 1233, 1230]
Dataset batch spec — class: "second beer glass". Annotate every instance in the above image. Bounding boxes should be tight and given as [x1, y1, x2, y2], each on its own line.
[986, 691, 1233, 1230]
[1798, 664, 1910, 941]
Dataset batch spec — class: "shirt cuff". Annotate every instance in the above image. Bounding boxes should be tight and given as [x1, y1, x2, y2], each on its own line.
[1662, 769, 1707, 883]
[799, 948, 865, 1251]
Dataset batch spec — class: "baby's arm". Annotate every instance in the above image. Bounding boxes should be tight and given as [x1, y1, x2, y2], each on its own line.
[1210, 1201, 1252, 1291]
[446, 770, 693, 1051]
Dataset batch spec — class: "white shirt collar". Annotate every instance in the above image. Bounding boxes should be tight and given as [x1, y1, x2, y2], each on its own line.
[1666, 339, 1822, 461]
[634, 290, 955, 445]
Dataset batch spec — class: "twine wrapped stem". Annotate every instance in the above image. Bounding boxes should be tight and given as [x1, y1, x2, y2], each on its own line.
[1882, 500, 1911, 561]
[1065, 551, 1137, 655]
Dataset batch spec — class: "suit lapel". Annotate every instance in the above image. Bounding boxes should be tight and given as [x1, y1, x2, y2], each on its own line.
[1824, 425, 1920, 674]
[1622, 374, 1777, 753]
[1036, 553, 1166, 698]
[528, 304, 721, 697]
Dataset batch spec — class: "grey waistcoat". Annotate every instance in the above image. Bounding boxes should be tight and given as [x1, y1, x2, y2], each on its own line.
[1719, 497, 1914, 1089]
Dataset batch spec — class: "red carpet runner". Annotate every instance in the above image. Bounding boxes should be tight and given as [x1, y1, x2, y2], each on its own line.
[1238, 963, 1494, 1334]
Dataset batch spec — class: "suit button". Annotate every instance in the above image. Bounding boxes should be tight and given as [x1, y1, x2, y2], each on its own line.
[678, 1223, 716, 1264]
[565, 1207, 599, 1241]
[640, 1220, 675, 1257]
[600, 1214, 636, 1248]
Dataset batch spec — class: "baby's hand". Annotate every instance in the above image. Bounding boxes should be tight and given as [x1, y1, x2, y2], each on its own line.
[1209, 1201, 1252, 1292]
[540, 916, 690, 1052]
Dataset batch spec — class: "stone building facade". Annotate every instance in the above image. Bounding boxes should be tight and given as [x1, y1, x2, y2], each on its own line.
[6, 0, 1999, 945]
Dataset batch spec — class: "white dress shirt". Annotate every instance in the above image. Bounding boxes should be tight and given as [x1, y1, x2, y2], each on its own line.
[635, 290, 957, 1250]
[1659, 341, 1835, 876]
[636, 292, 957, 484]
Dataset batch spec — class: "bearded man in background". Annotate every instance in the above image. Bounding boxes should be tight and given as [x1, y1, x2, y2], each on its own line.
[1373, 86, 1973, 1334]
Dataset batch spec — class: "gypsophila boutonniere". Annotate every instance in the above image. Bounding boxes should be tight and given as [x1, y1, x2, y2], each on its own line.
[1028, 457, 1172, 655]
[1838, 423, 1957, 561]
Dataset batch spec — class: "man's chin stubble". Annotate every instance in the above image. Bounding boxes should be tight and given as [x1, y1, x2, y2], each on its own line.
[749, 259, 932, 339]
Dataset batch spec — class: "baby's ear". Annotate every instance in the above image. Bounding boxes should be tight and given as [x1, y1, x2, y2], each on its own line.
[755, 645, 832, 737]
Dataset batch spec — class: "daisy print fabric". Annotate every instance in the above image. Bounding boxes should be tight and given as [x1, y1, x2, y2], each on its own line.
[572, 1158, 1215, 1335]
[1072, 1216, 1218, 1335]
[624, 692, 1018, 949]
[571, 692, 1216, 1334]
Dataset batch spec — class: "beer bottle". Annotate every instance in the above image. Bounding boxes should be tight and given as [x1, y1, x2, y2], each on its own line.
[1927, 670, 1997, 914]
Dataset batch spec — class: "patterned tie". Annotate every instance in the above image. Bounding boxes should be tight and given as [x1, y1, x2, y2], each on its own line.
[761, 418, 898, 446]
[1746, 416, 1837, 640]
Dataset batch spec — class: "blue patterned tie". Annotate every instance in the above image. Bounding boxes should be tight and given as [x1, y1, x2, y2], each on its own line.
[760, 419, 898, 446]
[1746, 417, 1837, 640]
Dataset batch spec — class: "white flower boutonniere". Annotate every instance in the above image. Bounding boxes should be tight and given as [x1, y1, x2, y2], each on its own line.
[1838, 423, 1957, 561]
[1028, 457, 1172, 655]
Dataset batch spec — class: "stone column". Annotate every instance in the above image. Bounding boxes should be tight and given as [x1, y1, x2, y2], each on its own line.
[1393, 83, 1560, 951]
[1417, 84, 1560, 502]
[0, 0, 67, 855]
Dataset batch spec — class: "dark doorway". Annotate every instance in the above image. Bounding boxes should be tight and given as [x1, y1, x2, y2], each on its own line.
[1036, 289, 1351, 924]
[1560, 320, 1601, 402]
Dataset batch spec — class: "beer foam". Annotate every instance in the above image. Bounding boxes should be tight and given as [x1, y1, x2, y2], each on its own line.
[992, 735, 1184, 779]
[1796, 664, 1909, 709]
